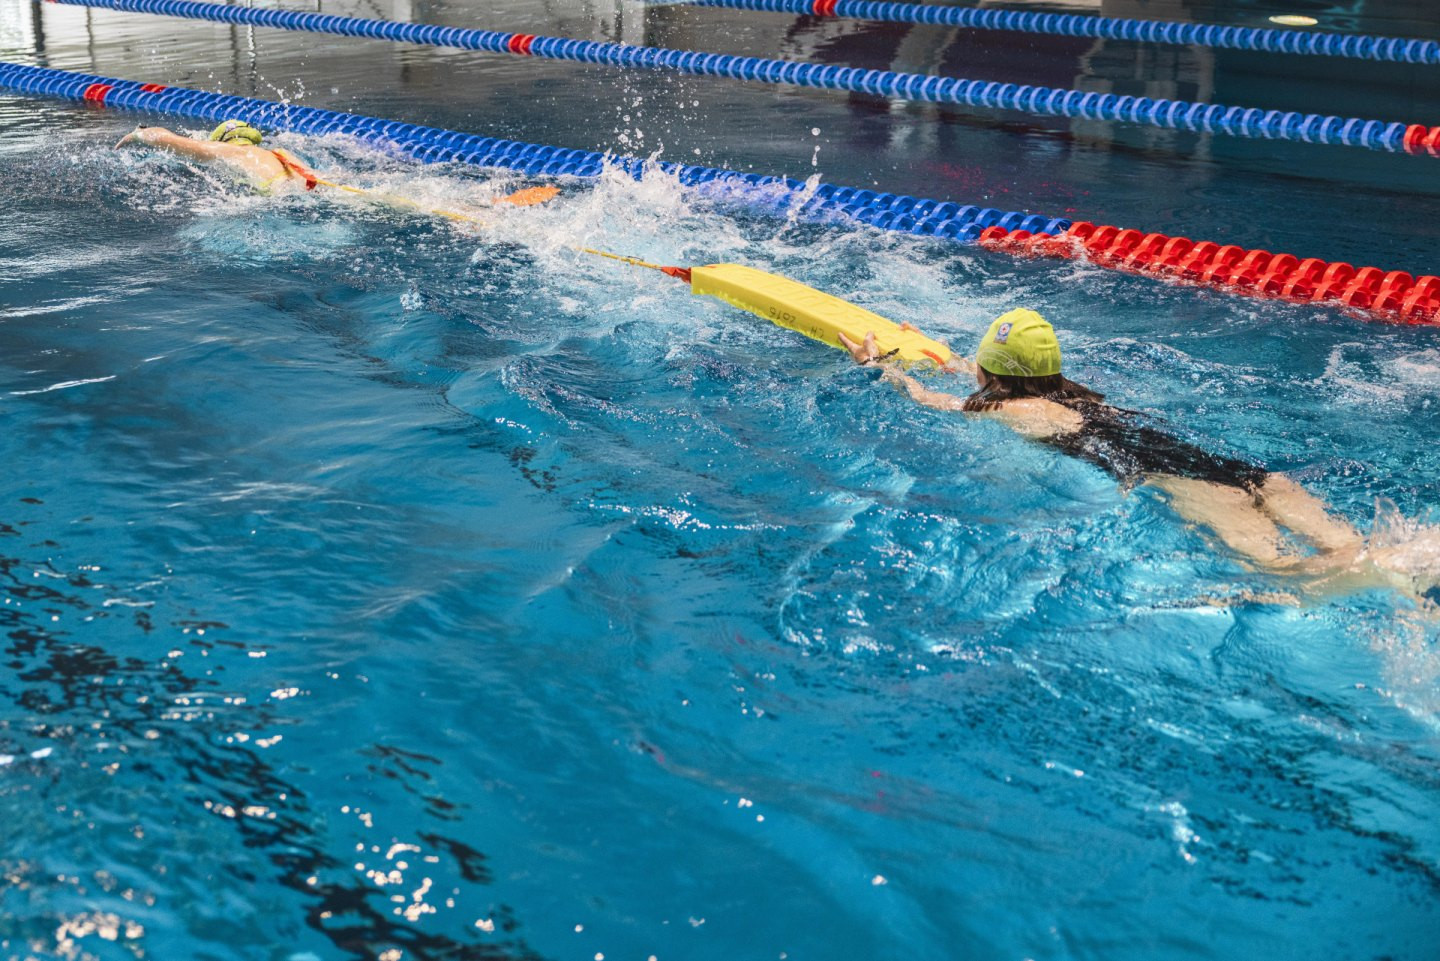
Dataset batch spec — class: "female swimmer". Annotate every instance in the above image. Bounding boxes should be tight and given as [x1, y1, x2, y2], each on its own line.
[838, 310, 1430, 598]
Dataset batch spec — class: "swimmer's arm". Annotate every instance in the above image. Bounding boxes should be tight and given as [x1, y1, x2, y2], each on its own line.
[114, 126, 230, 163]
[898, 323, 976, 377]
[878, 366, 968, 412]
[837, 331, 1080, 433]
[837, 330, 968, 412]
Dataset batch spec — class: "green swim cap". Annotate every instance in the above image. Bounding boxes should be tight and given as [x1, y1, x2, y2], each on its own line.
[209, 119, 263, 145]
[975, 308, 1062, 377]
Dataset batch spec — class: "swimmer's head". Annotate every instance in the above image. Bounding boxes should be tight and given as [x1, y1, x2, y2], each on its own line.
[975, 308, 1062, 378]
[963, 309, 1101, 411]
[208, 120, 263, 146]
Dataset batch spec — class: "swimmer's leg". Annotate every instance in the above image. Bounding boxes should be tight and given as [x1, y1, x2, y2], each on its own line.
[1255, 474, 1363, 555]
[1149, 475, 1292, 568]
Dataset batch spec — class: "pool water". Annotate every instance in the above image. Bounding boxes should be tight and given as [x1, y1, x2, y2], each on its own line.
[2, 2, 1438, 959]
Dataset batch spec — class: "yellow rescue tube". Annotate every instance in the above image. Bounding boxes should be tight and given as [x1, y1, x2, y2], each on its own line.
[689, 263, 954, 368]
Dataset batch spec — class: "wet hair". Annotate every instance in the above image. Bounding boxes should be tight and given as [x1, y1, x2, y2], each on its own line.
[961, 371, 1104, 412]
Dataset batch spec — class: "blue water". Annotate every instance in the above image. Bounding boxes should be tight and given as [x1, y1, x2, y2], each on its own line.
[3, 2, 1440, 959]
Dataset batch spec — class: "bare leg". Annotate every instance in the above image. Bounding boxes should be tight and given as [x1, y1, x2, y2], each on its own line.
[1148, 475, 1293, 568]
[1256, 474, 1362, 554]
[1153, 476, 1440, 607]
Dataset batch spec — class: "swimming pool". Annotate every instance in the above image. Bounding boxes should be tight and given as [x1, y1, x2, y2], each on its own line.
[2, 1, 1438, 958]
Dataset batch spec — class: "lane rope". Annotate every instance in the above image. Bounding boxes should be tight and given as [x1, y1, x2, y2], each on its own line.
[976, 224, 1438, 324]
[1, 62, 1432, 325]
[659, 0, 1440, 66]
[0, 60, 1069, 242]
[41, 0, 1440, 156]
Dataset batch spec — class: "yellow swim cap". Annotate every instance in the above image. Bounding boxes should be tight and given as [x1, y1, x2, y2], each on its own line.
[975, 308, 1062, 377]
[209, 119, 263, 145]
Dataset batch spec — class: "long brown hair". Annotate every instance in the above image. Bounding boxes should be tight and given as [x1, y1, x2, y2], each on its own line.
[962, 372, 1104, 412]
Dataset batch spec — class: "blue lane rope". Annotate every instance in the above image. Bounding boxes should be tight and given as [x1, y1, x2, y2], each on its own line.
[41, 0, 1429, 154]
[0, 61, 1071, 241]
[663, 0, 1440, 66]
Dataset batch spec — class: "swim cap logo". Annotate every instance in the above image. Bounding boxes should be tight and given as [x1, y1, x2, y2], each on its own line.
[994, 322, 1013, 344]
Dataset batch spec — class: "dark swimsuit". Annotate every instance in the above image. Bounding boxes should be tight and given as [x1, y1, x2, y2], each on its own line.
[1042, 400, 1268, 491]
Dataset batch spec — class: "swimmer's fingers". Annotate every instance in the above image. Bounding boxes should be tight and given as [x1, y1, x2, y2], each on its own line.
[900, 322, 919, 333]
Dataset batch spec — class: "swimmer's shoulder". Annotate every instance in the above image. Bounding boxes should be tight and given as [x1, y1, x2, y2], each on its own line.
[987, 397, 1084, 438]
[206, 144, 292, 187]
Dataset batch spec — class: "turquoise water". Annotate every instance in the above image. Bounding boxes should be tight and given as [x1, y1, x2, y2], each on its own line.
[3, 2, 1440, 959]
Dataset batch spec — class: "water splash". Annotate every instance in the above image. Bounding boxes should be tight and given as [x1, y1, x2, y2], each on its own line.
[1365, 498, 1440, 589]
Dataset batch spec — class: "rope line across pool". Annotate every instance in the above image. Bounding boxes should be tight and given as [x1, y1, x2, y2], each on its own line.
[660, 0, 1440, 65]
[43, 0, 1440, 156]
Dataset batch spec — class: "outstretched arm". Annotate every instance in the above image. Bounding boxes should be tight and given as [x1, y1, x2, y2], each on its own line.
[836, 330, 969, 412]
[836, 329, 1081, 439]
[115, 126, 231, 163]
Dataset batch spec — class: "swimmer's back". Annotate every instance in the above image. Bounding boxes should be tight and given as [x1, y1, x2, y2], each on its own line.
[214, 144, 314, 192]
[1046, 400, 1267, 490]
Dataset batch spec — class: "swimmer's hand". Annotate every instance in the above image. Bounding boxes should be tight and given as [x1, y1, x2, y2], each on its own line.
[837, 330, 877, 364]
[837, 330, 897, 366]
[115, 126, 152, 149]
[839, 329, 967, 411]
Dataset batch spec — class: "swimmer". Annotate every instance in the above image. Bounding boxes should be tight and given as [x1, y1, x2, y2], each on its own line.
[114, 118, 560, 216]
[115, 119, 318, 192]
[838, 311, 1437, 603]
